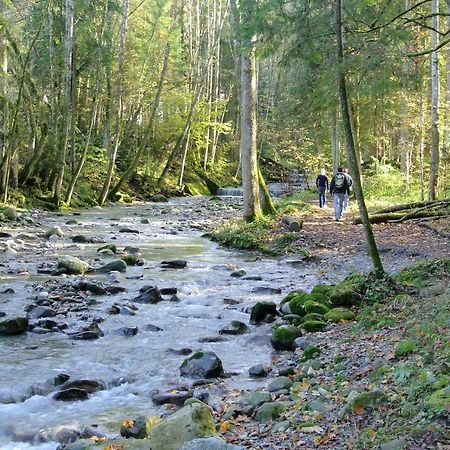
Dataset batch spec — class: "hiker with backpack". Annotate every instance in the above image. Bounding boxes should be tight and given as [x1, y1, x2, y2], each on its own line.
[329, 167, 349, 221]
[315, 168, 329, 208]
[343, 168, 353, 212]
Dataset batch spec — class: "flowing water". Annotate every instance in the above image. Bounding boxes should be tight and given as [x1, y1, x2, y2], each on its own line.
[0, 198, 318, 449]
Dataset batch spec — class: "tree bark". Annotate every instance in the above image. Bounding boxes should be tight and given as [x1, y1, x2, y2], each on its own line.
[428, 0, 440, 200]
[331, 108, 339, 175]
[53, 0, 74, 207]
[98, 0, 129, 206]
[335, 0, 384, 277]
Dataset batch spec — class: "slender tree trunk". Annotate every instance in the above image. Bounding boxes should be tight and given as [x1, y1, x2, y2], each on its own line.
[240, 38, 261, 222]
[444, 0, 450, 172]
[335, 0, 384, 277]
[400, 0, 411, 184]
[53, 0, 74, 206]
[429, 0, 440, 200]
[0, 29, 7, 187]
[98, 0, 129, 206]
[331, 108, 339, 174]
[179, 132, 190, 186]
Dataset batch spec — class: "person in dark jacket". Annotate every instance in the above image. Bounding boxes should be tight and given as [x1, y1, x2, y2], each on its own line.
[315, 169, 329, 208]
[329, 167, 348, 221]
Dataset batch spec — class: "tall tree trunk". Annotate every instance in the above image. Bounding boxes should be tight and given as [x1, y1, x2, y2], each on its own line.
[98, 0, 129, 206]
[53, 0, 74, 206]
[240, 36, 262, 222]
[331, 108, 339, 174]
[400, 0, 411, 184]
[444, 0, 450, 172]
[65, 0, 109, 205]
[335, 0, 384, 277]
[429, 0, 440, 200]
[0, 29, 7, 190]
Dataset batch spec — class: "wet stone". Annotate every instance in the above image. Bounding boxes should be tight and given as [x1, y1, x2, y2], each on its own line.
[161, 259, 187, 269]
[152, 391, 192, 406]
[116, 326, 138, 337]
[248, 364, 269, 378]
[53, 388, 88, 402]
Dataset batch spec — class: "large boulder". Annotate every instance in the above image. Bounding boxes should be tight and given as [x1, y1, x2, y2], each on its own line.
[0, 317, 28, 335]
[250, 301, 277, 324]
[180, 437, 245, 450]
[148, 403, 216, 450]
[180, 351, 223, 378]
[270, 325, 302, 351]
[3, 207, 19, 221]
[54, 256, 89, 275]
[255, 401, 288, 422]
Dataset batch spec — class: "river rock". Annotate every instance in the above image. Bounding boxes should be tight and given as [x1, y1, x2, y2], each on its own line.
[72, 280, 107, 295]
[4, 207, 19, 221]
[53, 388, 89, 401]
[97, 243, 117, 254]
[54, 256, 90, 275]
[119, 228, 140, 234]
[180, 351, 223, 378]
[219, 320, 248, 335]
[63, 438, 152, 450]
[238, 391, 272, 408]
[69, 322, 104, 340]
[250, 301, 277, 325]
[45, 226, 64, 239]
[268, 376, 293, 392]
[0, 232, 12, 238]
[161, 259, 187, 269]
[27, 305, 57, 319]
[107, 271, 124, 283]
[62, 379, 106, 393]
[255, 401, 289, 422]
[132, 286, 162, 304]
[144, 324, 163, 332]
[0, 317, 28, 335]
[252, 286, 282, 295]
[116, 326, 138, 337]
[72, 235, 92, 243]
[230, 269, 246, 278]
[324, 307, 355, 322]
[152, 391, 192, 406]
[270, 325, 302, 351]
[148, 403, 216, 450]
[120, 415, 148, 439]
[93, 259, 127, 273]
[180, 437, 245, 450]
[248, 364, 269, 378]
[124, 246, 141, 255]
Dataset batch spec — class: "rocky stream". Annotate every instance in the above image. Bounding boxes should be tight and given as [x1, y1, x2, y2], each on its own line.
[0, 196, 322, 449]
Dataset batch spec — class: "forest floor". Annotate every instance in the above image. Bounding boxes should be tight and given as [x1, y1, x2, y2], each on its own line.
[290, 203, 450, 278]
[209, 195, 450, 450]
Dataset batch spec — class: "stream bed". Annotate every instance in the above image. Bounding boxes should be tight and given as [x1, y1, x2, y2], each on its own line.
[0, 197, 319, 449]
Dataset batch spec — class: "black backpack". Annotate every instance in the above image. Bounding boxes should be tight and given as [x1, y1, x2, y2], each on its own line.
[334, 173, 347, 192]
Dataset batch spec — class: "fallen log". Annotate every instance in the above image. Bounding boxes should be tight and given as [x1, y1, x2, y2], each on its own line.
[282, 215, 303, 232]
[353, 210, 449, 225]
[373, 199, 449, 215]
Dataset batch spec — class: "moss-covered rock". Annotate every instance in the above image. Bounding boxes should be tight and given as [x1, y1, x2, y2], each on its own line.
[288, 294, 311, 316]
[324, 307, 355, 323]
[0, 317, 28, 335]
[238, 391, 272, 408]
[304, 301, 330, 315]
[301, 313, 324, 323]
[302, 320, 327, 332]
[148, 403, 216, 450]
[180, 351, 223, 378]
[281, 290, 305, 305]
[250, 301, 277, 324]
[122, 255, 140, 266]
[281, 314, 303, 326]
[54, 256, 90, 275]
[311, 284, 335, 297]
[97, 243, 117, 254]
[93, 259, 127, 273]
[270, 325, 302, 351]
[255, 401, 288, 422]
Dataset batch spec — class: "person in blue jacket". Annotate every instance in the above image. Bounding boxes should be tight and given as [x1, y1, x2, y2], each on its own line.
[315, 169, 329, 208]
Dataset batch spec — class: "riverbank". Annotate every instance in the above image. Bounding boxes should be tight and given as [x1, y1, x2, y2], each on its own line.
[0, 196, 448, 450]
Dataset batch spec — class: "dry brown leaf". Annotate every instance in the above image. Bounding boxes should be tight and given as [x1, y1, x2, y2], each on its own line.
[354, 403, 365, 415]
[121, 419, 134, 428]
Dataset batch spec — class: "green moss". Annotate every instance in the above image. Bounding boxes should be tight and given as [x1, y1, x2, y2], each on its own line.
[288, 294, 312, 316]
[304, 301, 330, 315]
[97, 244, 117, 254]
[324, 307, 356, 323]
[281, 290, 305, 304]
[395, 259, 450, 288]
[302, 320, 327, 332]
[311, 284, 335, 297]
[425, 387, 450, 411]
[121, 255, 139, 266]
[301, 313, 324, 323]
[273, 325, 302, 341]
[395, 340, 418, 357]
[302, 346, 321, 361]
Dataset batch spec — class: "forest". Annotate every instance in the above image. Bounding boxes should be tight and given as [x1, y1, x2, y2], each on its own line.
[0, 1, 449, 450]
[0, 0, 449, 209]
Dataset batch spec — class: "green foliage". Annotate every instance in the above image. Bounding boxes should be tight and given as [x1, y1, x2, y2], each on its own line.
[395, 341, 418, 358]
[394, 259, 450, 288]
